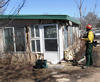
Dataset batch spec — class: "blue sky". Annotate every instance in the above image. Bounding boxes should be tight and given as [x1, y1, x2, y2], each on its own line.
[4, 0, 100, 17]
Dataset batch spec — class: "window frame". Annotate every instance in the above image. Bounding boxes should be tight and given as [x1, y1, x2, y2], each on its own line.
[14, 27, 26, 52]
[30, 25, 41, 53]
[3, 27, 15, 52]
[43, 24, 58, 52]
[3, 27, 26, 52]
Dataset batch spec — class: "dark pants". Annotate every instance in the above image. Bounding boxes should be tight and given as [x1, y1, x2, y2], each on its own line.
[85, 43, 93, 66]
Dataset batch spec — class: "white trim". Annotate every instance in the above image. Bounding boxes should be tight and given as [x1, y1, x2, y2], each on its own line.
[39, 25, 43, 53]
[42, 24, 60, 64]
[30, 26, 32, 52]
[56, 24, 60, 61]
[13, 27, 16, 52]
[3, 27, 13, 29]
[30, 25, 41, 53]
[59, 25, 64, 61]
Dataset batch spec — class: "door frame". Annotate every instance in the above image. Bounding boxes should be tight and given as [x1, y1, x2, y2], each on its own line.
[42, 24, 60, 64]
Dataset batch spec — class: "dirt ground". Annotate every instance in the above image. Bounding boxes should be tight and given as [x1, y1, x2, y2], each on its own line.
[0, 46, 100, 82]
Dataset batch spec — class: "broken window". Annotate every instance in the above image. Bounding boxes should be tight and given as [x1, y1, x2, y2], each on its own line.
[31, 25, 40, 52]
[4, 27, 26, 52]
[4, 28, 14, 52]
[15, 27, 25, 51]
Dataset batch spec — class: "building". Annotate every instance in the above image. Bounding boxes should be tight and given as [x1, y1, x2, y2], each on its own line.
[0, 15, 80, 64]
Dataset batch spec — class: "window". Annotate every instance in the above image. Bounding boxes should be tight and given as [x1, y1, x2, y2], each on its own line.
[4, 27, 26, 52]
[44, 26, 57, 38]
[45, 39, 57, 51]
[31, 25, 40, 52]
[15, 28, 25, 51]
[4, 28, 14, 52]
[44, 25, 57, 51]
[31, 40, 35, 52]
[36, 40, 40, 52]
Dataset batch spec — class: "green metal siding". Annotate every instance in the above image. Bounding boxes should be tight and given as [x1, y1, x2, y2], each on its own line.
[0, 15, 80, 24]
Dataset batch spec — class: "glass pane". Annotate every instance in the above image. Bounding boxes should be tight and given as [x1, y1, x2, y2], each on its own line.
[31, 26, 34, 38]
[36, 40, 40, 52]
[4, 28, 14, 52]
[44, 25, 57, 38]
[45, 39, 57, 51]
[15, 27, 25, 51]
[35, 25, 40, 37]
[31, 40, 35, 52]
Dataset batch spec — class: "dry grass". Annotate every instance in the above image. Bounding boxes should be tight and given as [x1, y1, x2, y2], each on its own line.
[93, 46, 100, 66]
[0, 61, 100, 82]
[0, 46, 100, 82]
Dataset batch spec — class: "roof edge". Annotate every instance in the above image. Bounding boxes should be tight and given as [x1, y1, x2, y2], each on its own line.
[0, 15, 80, 24]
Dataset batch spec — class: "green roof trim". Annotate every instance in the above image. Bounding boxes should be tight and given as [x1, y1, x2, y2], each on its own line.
[0, 15, 80, 24]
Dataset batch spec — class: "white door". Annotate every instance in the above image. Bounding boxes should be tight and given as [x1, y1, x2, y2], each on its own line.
[43, 24, 59, 64]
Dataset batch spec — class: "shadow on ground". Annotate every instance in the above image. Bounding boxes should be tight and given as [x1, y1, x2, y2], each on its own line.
[0, 46, 100, 82]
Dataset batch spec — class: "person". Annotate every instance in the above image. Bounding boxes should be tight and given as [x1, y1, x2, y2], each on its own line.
[81, 24, 94, 69]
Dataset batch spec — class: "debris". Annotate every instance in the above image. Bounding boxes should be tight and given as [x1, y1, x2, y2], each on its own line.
[50, 72, 58, 75]
[56, 78, 71, 82]
[48, 64, 64, 69]
[34, 59, 48, 69]
[78, 56, 86, 64]
[77, 76, 81, 79]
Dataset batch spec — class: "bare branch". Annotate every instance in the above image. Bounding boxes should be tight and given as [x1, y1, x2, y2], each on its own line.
[73, 0, 85, 18]
[81, 0, 85, 7]
[12, 0, 26, 15]
[73, 0, 80, 8]
[2, 1, 9, 14]
[82, 7, 87, 17]
[93, 0, 97, 14]
[0, 0, 10, 8]
[17, 0, 26, 14]
[0, 0, 27, 26]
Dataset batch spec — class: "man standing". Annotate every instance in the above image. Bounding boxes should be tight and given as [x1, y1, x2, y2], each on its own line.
[82, 24, 94, 69]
